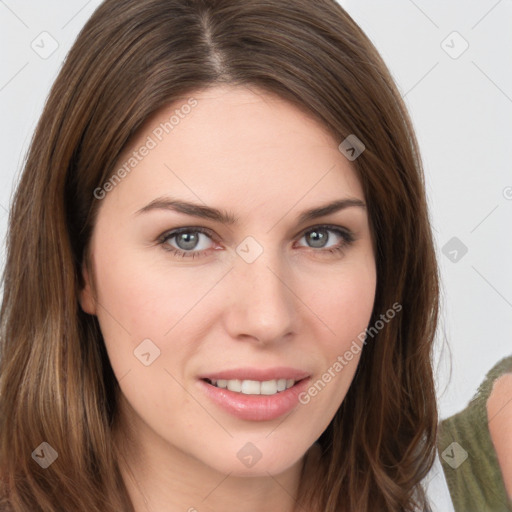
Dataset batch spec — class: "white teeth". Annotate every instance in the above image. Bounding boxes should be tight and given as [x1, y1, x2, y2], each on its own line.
[260, 380, 277, 395]
[208, 378, 297, 395]
[242, 380, 261, 394]
[226, 379, 242, 392]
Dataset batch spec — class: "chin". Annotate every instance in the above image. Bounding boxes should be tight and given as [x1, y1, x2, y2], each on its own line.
[197, 438, 309, 478]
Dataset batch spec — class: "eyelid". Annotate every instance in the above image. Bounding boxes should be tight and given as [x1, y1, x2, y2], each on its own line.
[158, 225, 217, 240]
[295, 223, 354, 240]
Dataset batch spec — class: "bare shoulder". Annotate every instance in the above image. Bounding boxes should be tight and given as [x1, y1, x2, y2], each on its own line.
[487, 372, 512, 499]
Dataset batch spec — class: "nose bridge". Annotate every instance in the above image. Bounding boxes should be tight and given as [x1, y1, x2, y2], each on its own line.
[225, 240, 297, 342]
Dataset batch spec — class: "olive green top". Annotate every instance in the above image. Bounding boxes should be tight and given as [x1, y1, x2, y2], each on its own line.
[438, 355, 512, 512]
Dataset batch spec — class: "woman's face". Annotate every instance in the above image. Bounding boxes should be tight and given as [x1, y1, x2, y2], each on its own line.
[80, 85, 376, 476]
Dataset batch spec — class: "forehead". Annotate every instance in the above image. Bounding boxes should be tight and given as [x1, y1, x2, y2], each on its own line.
[104, 84, 365, 218]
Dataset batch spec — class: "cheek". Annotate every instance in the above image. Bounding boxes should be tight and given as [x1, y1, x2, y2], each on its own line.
[92, 243, 216, 335]
[310, 257, 377, 342]
[301, 256, 376, 406]
[294, 262, 375, 421]
[90, 249, 213, 428]
[90, 241, 229, 384]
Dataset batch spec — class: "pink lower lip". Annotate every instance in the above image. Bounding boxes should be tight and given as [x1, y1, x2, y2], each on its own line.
[198, 377, 311, 421]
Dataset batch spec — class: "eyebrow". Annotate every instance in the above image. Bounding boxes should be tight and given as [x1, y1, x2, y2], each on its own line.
[135, 196, 366, 225]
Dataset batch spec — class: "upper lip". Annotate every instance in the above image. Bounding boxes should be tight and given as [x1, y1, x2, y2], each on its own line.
[199, 367, 311, 382]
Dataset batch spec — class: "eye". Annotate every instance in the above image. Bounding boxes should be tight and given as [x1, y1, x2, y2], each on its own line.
[158, 224, 355, 259]
[159, 227, 217, 258]
[295, 225, 355, 254]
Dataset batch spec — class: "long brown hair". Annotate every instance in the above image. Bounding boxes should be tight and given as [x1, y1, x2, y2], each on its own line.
[0, 0, 439, 510]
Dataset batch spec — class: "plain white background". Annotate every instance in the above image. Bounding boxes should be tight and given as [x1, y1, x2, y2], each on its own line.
[0, 1, 511, 508]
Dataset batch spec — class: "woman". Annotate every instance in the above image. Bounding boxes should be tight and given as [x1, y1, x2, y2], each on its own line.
[0, 0, 440, 510]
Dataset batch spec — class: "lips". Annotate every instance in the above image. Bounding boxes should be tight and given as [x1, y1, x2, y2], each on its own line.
[196, 367, 312, 421]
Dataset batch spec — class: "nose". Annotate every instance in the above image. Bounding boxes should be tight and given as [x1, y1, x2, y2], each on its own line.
[222, 247, 298, 344]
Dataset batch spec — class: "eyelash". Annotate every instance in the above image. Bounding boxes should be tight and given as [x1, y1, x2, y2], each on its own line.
[158, 224, 355, 260]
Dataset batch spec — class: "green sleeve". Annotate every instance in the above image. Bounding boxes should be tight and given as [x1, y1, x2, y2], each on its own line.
[438, 356, 512, 512]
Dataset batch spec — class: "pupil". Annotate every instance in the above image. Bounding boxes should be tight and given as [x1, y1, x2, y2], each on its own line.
[177, 232, 199, 250]
[308, 229, 328, 248]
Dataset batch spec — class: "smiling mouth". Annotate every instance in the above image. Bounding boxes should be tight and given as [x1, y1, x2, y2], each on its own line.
[203, 378, 303, 396]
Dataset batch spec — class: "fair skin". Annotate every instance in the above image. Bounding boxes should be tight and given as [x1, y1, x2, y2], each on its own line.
[487, 373, 512, 501]
[80, 85, 377, 512]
